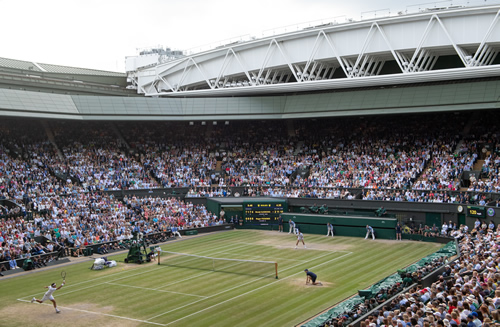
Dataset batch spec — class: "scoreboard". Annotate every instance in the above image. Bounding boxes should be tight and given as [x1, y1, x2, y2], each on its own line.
[466, 206, 486, 219]
[244, 202, 285, 224]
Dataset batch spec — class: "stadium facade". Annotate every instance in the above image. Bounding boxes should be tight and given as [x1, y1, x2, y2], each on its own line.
[0, 5, 500, 120]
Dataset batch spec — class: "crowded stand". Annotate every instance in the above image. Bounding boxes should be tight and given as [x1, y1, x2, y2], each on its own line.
[0, 113, 499, 207]
[470, 111, 500, 193]
[50, 121, 159, 191]
[123, 195, 223, 228]
[321, 222, 500, 327]
[0, 120, 73, 213]
[1, 111, 500, 267]
[216, 122, 309, 187]
[0, 191, 223, 271]
[117, 121, 218, 188]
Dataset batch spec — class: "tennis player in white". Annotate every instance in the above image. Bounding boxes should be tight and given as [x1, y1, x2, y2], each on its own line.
[295, 230, 306, 249]
[288, 219, 295, 234]
[326, 222, 334, 237]
[31, 281, 65, 313]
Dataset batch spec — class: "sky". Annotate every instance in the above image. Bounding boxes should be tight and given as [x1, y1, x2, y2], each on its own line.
[1, 0, 499, 73]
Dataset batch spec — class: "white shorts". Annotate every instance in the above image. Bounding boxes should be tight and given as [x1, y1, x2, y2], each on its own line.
[41, 294, 54, 302]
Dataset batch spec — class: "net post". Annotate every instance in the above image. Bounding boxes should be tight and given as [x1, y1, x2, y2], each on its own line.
[275, 262, 278, 279]
[158, 249, 161, 266]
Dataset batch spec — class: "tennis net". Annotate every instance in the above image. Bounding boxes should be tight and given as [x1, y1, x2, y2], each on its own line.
[158, 250, 278, 279]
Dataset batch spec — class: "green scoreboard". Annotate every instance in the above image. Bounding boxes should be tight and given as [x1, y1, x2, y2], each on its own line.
[244, 200, 286, 225]
[466, 206, 486, 219]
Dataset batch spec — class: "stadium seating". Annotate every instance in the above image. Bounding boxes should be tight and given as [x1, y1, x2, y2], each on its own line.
[1, 110, 500, 272]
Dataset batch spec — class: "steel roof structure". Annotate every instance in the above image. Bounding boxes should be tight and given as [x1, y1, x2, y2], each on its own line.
[1, 5, 500, 120]
[126, 5, 500, 98]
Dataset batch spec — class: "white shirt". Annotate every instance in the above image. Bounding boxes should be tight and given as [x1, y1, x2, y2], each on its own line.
[45, 285, 57, 297]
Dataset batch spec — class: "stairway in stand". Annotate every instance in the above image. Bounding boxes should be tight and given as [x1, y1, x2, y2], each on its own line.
[473, 159, 485, 172]
[41, 120, 64, 160]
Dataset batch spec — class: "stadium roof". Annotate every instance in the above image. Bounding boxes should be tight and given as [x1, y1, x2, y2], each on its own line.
[1, 77, 499, 120]
[125, 5, 500, 98]
[0, 56, 134, 96]
[0, 57, 125, 77]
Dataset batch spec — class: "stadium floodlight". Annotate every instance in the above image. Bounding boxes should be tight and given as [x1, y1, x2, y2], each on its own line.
[213, 121, 217, 125]
[225, 121, 229, 125]
[189, 121, 194, 125]
[201, 121, 206, 125]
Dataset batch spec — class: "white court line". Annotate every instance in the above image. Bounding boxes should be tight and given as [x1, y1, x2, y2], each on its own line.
[153, 247, 284, 292]
[22, 242, 250, 300]
[275, 245, 352, 253]
[215, 251, 309, 262]
[236, 242, 353, 253]
[146, 250, 345, 322]
[19, 244, 237, 327]
[27, 266, 167, 300]
[17, 240, 346, 326]
[18, 243, 241, 326]
[17, 298, 166, 326]
[162, 251, 353, 326]
[106, 282, 208, 298]
[21, 233, 222, 293]
[153, 243, 251, 291]
[152, 245, 283, 291]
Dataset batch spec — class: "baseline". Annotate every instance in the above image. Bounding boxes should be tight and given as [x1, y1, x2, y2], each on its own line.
[16, 298, 166, 326]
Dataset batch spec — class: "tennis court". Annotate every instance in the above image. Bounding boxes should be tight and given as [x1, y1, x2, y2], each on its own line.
[3, 230, 443, 327]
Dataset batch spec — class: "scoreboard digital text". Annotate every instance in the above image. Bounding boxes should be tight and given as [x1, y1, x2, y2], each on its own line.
[244, 202, 284, 225]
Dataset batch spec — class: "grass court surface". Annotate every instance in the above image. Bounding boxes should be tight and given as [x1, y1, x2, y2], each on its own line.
[0, 230, 443, 327]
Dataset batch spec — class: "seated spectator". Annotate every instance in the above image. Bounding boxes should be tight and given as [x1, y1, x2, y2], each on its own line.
[9, 258, 19, 269]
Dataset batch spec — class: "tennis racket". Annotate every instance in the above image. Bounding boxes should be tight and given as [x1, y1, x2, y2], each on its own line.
[61, 271, 66, 283]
